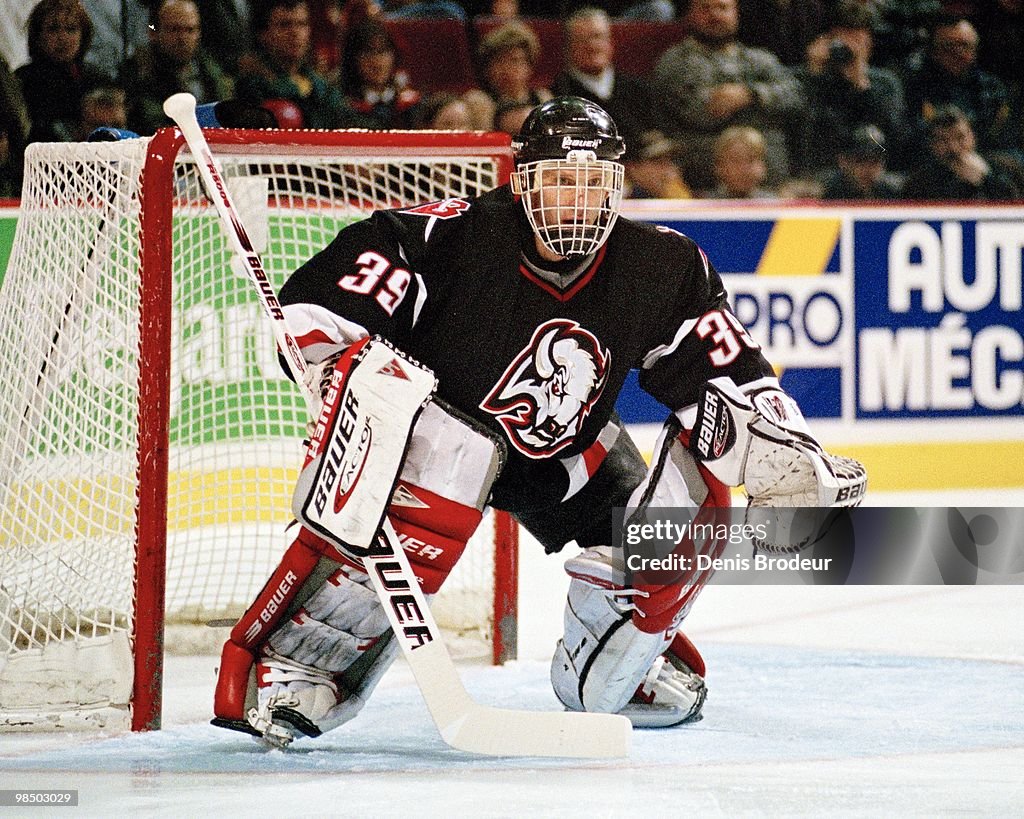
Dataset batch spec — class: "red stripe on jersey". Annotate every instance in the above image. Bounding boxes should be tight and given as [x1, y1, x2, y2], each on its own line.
[518, 243, 608, 302]
[580, 437, 608, 478]
[295, 328, 339, 349]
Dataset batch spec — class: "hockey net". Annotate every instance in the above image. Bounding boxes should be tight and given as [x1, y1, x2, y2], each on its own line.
[0, 128, 517, 731]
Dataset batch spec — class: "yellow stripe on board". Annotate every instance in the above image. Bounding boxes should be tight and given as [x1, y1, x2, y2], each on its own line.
[167, 466, 298, 530]
[153, 446, 1024, 511]
[2, 444, 1021, 547]
[638, 440, 1022, 493]
[757, 218, 841, 276]
[834, 441, 1024, 492]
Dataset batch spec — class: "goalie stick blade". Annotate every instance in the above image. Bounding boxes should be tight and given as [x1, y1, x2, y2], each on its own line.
[368, 547, 632, 759]
[442, 703, 632, 759]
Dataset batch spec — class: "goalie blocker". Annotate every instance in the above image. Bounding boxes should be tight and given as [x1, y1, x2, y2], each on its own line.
[213, 339, 506, 744]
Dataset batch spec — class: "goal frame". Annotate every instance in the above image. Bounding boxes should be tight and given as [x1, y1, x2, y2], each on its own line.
[131, 127, 517, 731]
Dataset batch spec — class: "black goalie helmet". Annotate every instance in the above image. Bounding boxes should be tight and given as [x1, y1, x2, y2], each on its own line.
[510, 97, 626, 259]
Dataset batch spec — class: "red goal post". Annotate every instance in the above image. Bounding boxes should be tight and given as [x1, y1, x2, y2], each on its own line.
[0, 127, 518, 733]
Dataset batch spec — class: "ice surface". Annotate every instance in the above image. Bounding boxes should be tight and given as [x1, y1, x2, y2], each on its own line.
[1, 490, 1022, 817]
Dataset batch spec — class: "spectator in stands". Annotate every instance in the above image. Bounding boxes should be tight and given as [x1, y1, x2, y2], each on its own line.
[551, 7, 654, 154]
[463, 22, 552, 130]
[493, 98, 533, 134]
[195, 0, 255, 75]
[236, 0, 365, 129]
[820, 124, 902, 199]
[796, 1, 908, 177]
[414, 91, 473, 129]
[737, 0, 825, 67]
[81, 0, 149, 81]
[380, 0, 466, 20]
[703, 125, 775, 198]
[622, 129, 692, 198]
[122, 0, 233, 135]
[903, 16, 1014, 156]
[77, 84, 127, 138]
[0, 56, 29, 194]
[903, 104, 1022, 200]
[338, 18, 421, 129]
[653, 0, 804, 191]
[463, 1, 673, 16]
[17, 0, 108, 143]
[973, 0, 1023, 139]
[551, 1, 676, 19]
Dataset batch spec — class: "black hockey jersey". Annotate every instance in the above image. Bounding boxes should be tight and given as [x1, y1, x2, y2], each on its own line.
[279, 185, 772, 482]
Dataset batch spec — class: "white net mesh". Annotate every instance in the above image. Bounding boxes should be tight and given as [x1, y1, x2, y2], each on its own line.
[0, 131, 512, 730]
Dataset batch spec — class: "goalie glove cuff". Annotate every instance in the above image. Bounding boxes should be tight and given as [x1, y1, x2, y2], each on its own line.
[688, 377, 758, 486]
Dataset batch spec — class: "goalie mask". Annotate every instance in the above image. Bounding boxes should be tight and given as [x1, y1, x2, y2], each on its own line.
[510, 97, 626, 259]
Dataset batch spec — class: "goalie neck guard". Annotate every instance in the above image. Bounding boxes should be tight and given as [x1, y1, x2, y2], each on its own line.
[510, 96, 626, 260]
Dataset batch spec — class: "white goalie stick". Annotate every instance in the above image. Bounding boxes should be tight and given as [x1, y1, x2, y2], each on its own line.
[162, 93, 631, 758]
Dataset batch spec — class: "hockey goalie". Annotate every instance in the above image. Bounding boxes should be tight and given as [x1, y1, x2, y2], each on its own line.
[211, 96, 866, 745]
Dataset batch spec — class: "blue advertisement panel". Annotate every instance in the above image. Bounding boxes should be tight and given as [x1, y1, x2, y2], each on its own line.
[620, 204, 1024, 431]
[618, 207, 849, 422]
[853, 218, 1023, 419]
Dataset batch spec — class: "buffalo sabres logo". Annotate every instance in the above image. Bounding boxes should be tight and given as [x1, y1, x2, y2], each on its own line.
[481, 319, 610, 458]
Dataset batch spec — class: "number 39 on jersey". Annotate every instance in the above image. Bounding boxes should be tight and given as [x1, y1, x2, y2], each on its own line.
[338, 250, 412, 316]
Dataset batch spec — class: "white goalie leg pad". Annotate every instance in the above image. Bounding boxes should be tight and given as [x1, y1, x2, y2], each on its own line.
[390, 398, 505, 594]
[248, 396, 504, 745]
[250, 560, 399, 743]
[264, 563, 391, 673]
[550, 547, 706, 727]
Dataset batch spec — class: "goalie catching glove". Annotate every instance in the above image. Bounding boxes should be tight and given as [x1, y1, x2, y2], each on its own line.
[689, 377, 866, 552]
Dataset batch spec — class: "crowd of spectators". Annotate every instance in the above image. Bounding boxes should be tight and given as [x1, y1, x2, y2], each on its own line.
[0, 0, 1022, 201]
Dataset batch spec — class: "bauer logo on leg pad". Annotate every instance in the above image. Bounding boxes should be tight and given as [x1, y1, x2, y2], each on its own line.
[328, 421, 372, 515]
[294, 339, 437, 557]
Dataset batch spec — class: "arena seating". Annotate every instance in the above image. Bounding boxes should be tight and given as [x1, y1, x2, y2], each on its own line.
[384, 18, 478, 93]
[380, 17, 689, 95]
[610, 20, 688, 78]
[471, 16, 566, 90]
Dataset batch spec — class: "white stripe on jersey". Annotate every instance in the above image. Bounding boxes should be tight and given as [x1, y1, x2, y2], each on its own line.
[413, 273, 428, 327]
[281, 302, 369, 363]
[424, 215, 439, 242]
[640, 317, 700, 369]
